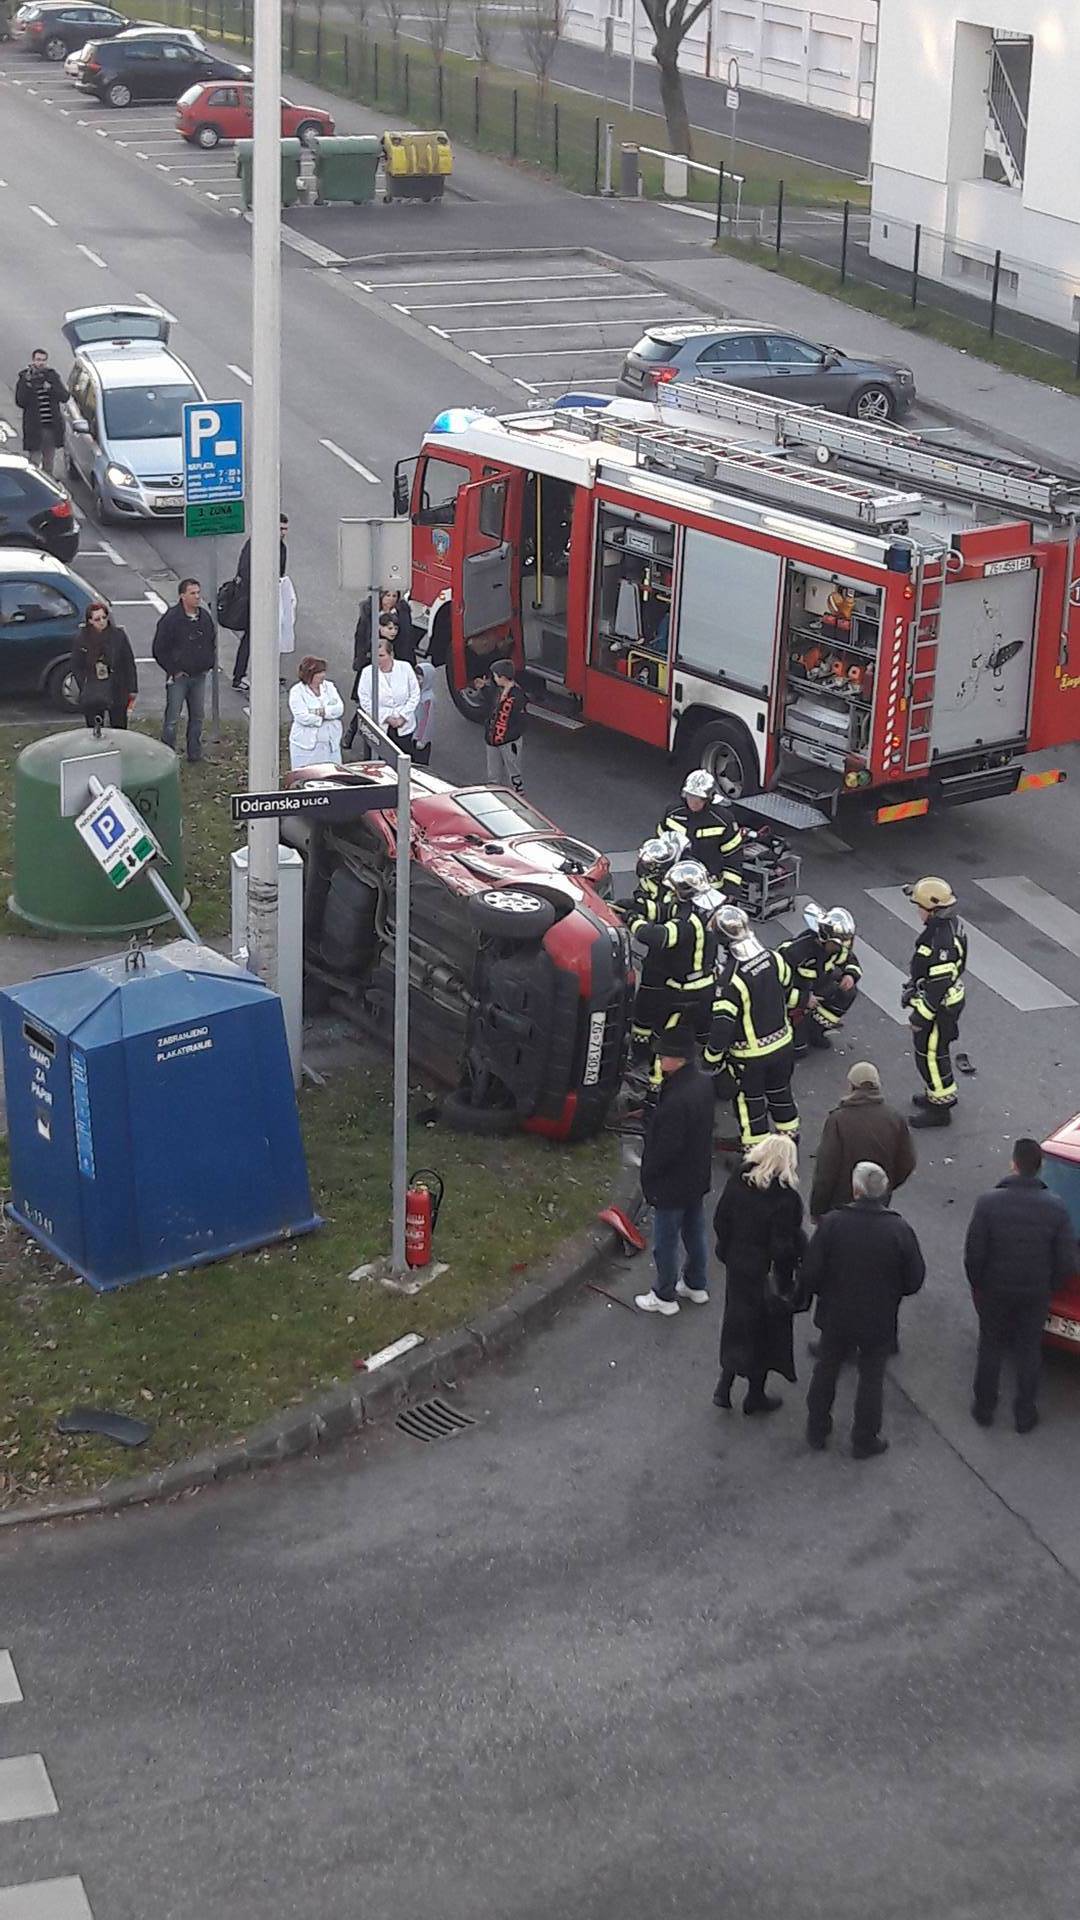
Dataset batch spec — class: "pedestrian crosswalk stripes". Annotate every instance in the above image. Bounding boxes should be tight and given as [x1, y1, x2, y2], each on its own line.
[975, 876, 1080, 962]
[0, 1652, 22, 1706]
[867, 885, 1076, 1012]
[0, 1754, 59, 1824]
[0, 1880, 94, 1919]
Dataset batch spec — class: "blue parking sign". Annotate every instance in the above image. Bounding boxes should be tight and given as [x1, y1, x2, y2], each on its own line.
[91, 808, 124, 851]
[182, 401, 245, 505]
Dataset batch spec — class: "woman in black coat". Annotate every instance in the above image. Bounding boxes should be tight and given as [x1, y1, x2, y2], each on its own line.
[713, 1133, 807, 1415]
[70, 602, 137, 729]
[352, 588, 417, 681]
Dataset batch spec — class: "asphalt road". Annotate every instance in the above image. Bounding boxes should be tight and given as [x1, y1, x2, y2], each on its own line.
[2, 45, 1080, 1920]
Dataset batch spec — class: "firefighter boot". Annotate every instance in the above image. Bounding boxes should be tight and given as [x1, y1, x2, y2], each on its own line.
[911, 1103, 952, 1129]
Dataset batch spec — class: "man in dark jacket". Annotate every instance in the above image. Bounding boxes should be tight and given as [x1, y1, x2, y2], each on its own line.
[803, 1162, 926, 1457]
[635, 1033, 715, 1316]
[231, 514, 288, 689]
[152, 578, 217, 763]
[964, 1138, 1077, 1433]
[15, 349, 68, 475]
[810, 1062, 916, 1221]
[482, 659, 527, 794]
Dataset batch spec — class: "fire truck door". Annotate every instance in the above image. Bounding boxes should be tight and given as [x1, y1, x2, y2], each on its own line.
[930, 570, 1037, 757]
[450, 474, 522, 670]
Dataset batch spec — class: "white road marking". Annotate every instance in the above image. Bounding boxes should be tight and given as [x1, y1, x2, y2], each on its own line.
[228, 364, 252, 384]
[0, 1651, 22, 1705]
[205, 192, 221, 201]
[469, 349, 492, 364]
[95, 127, 108, 137]
[319, 439, 379, 483]
[391, 302, 412, 315]
[661, 201, 719, 224]
[0, 1754, 59, 1823]
[179, 176, 196, 185]
[278, 226, 345, 267]
[444, 321, 648, 335]
[0, 1878, 95, 1919]
[775, 905, 910, 1026]
[483, 345, 635, 358]
[868, 885, 1076, 1011]
[144, 591, 168, 612]
[0, 181, 6, 188]
[513, 378, 540, 394]
[353, 278, 373, 291]
[136, 151, 149, 159]
[113, 138, 128, 146]
[135, 294, 177, 321]
[405, 292, 669, 312]
[369, 273, 621, 290]
[77, 244, 107, 268]
[98, 537, 124, 565]
[531, 376, 618, 388]
[156, 163, 171, 172]
[0, 421, 17, 442]
[976, 876, 1080, 960]
[109, 599, 156, 607]
[28, 206, 57, 227]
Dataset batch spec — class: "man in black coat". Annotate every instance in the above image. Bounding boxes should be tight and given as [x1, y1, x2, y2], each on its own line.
[230, 514, 288, 689]
[803, 1161, 925, 1457]
[15, 348, 68, 475]
[964, 1137, 1077, 1433]
[152, 578, 217, 763]
[635, 1032, 715, 1317]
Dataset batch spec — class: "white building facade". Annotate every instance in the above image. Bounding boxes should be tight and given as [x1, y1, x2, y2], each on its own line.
[565, 1, 878, 121]
[870, 0, 1080, 330]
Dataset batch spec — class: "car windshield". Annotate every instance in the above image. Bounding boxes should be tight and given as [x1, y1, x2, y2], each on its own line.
[102, 382, 199, 440]
[454, 791, 552, 838]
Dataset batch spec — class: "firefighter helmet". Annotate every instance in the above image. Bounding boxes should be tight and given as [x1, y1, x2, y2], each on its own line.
[905, 875, 956, 911]
[665, 859, 711, 901]
[710, 901, 751, 944]
[694, 885, 726, 921]
[819, 905, 856, 943]
[682, 769, 717, 804]
[636, 836, 677, 882]
[802, 899, 825, 935]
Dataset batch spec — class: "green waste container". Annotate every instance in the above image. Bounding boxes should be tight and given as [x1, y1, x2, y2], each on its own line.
[10, 729, 189, 936]
[309, 133, 381, 206]
[235, 138, 302, 211]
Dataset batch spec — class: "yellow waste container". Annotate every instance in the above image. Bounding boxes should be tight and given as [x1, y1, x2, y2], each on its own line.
[382, 129, 452, 202]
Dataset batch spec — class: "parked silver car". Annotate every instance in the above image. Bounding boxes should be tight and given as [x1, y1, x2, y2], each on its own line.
[618, 322, 916, 421]
[61, 304, 205, 523]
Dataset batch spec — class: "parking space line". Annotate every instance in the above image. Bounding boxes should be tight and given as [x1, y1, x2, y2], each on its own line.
[320, 438, 379, 483]
[368, 273, 621, 290]
[427, 324, 449, 339]
[0, 1878, 95, 1919]
[29, 205, 57, 227]
[228, 364, 252, 384]
[77, 244, 107, 267]
[144, 591, 168, 612]
[136, 294, 177, 321]
[531, 375, 619, 387]
[444, 320, 661, 335]
[0, 1651, 22, 1705]
[513, 378, 540, 394]
[404, 292, 669, 311]
[469, 349, 492, 364]
[0, 1754, 59, 1823]
[485, 346, 633, 358]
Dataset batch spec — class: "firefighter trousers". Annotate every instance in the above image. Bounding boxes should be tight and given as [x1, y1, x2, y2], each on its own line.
[792, 980, 858, 1053]
[911, 1006, 960, 1107]
[730, 1044, 799, 1147]
[631, 987, 709, 1087]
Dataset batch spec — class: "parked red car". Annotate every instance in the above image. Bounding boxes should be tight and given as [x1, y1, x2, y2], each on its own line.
[175, 81, 333, 148]
[1039, 1115, 1080, 1354]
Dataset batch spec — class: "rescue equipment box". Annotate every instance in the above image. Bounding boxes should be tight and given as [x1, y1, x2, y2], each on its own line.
[0, 942, 320, 1292]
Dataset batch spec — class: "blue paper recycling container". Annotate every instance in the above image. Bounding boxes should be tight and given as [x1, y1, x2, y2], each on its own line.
[0, 942, 321, 1291]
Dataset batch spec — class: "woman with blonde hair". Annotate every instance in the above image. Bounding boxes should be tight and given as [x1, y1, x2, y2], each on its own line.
[712, 1132, 807, 1415]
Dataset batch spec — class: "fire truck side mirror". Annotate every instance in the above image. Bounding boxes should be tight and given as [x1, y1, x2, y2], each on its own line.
[392, 464, 412, 518]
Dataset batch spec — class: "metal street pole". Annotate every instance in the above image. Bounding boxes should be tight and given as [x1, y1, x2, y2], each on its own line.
[391, 748, 410, 1274]
[246, 0, 281, 991]
[629, 0, 636, 113]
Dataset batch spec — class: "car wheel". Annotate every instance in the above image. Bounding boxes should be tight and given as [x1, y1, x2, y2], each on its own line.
[440, 1087, 518, 1135]
[45, 660, 80, 713]
[105, 80, 132, 107]
[688, 718, 760, 801]
[194, 122, 220, 148]
[468, 888, 557, 940]
[90, 480, 113, 526]
[295, 120, 322, 147]
[850, 384, 896, 423]
[44, 35, 67, 59]
[444, 643, 489, 724]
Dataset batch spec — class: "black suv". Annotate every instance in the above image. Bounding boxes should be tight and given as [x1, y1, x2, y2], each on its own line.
[22, 3, 131, 59]
[0, 456, 80, 562]
[78, 34, 249, 105]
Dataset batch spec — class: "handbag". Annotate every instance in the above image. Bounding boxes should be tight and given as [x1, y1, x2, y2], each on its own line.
[216, 575, 248, 632]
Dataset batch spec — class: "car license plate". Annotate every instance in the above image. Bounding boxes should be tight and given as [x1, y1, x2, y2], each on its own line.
[1045, 1312, 1080, 1343]
[153, 494, 179, 510]
[583, 1010, 606, 1086]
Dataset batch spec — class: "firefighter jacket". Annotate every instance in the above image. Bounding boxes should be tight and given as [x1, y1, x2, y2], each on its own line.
[658, 801, 744, 888]
[908, 912, 967, 1020]
[778, 929, 861, 1010]
[705, 946, 793, 1065]
[629, 900, 717, 1000]
[623, 873, 672, 926]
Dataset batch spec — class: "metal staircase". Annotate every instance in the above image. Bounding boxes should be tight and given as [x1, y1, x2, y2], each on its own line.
[987, 35, 1030, 187]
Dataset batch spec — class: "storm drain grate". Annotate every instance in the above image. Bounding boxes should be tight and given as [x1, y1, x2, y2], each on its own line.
[395, 1397, 478, 1443]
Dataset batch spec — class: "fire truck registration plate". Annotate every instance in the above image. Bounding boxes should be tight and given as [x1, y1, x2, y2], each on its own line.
[1046, 1313, 1080, 1343]
[583, 1011, 607, 1085]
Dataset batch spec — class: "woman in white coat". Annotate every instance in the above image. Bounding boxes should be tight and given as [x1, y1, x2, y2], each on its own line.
[288, 655, 344, 770]
[357, 634, 420, 755]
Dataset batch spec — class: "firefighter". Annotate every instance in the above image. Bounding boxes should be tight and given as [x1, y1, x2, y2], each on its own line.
[902, 876, 967, 1129]
[617, 828, 686, 922]
[628, 858, 717, 1086]
[704, 903, 799, 1149]
[658, 770, 744, 894]
[780, 902, 862, 1056]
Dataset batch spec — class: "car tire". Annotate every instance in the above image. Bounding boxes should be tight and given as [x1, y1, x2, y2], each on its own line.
[468, 888, 557, 940]
[295, 120, 322, 147]
[90, 480, 114, 527]
[444, 641, 490, 724]
[684, 717, 760, 801]
[194, 123, 220, 148]
[850, 384, 896, 423]
[440, 1088, 518, 1135]
[105, 81, 132, 107]
[44, 35, 67, 59]
[45, 660, 80, 713]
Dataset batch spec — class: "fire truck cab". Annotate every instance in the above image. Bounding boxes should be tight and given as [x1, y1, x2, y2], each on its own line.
[398, 385, 1080, 822]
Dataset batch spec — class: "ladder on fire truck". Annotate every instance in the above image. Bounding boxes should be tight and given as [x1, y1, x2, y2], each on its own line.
[552, 403, 921, 531]
[904, 546, 950, 773]
[659, 381, 1080, 523]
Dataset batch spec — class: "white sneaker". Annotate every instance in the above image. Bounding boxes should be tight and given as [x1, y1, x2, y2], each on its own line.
[675, 1280, 710, 1305]
[634, 1290, 680, 1316]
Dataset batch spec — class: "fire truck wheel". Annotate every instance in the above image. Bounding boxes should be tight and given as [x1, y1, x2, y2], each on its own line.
[441, 1088, 519, 1135]
[687, 719, 760, 800]
[850, 384, 896, 423]
[469, 888, 557, 939]
[445, 645, 488, 722]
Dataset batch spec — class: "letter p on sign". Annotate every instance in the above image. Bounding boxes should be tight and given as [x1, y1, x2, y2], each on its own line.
[188, 407, 238, 460]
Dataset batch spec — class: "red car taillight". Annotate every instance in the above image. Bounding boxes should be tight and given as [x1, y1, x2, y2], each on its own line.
[645, 365, 678, 387]
[49, 500, 73, 520]
[86, 58, 101, 70]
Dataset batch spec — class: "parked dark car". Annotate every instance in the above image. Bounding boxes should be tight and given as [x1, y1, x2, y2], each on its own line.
[0, 550, 99, 710]
[618, 322, 916, 421]
[0, 456, 80, 562]
[21, 3, 131, 60]
[77, 32, 250, 105]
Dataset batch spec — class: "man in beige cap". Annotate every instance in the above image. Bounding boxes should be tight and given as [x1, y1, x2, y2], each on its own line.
[809, 1061, 916, 1222]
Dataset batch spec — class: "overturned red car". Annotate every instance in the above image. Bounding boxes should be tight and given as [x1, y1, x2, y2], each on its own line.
[1040, 1115, 1080, 1354]
[281, 764, 633, 1141]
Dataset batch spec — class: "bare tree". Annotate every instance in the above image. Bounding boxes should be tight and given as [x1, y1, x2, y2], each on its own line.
[473, 0, 502, 65]
[520, 0, 568, 94]
[419, 0, 454, 62]
[347, 0, 373, 32]
[639, 0, 709, 156]
[380, 0, 407, 41]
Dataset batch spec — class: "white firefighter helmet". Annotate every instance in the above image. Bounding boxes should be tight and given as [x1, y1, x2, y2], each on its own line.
[694, 885, 726, 921]
[802, 899, 825, 935]
[819, 905, 856, 943]
[710, 900, 763, 962]
[682, 768, 717, 804]
[636, 836, 677, 882]
[665, 858, 711, 901]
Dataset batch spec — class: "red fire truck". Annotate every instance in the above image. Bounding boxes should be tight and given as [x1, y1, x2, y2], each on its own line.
[396, 382, 1080, 823]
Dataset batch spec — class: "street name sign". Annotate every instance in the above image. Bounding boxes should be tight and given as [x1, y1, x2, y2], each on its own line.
[232, 786, 395, 824]
[75, 785, 157, 889]
[182, 399, 245, 539]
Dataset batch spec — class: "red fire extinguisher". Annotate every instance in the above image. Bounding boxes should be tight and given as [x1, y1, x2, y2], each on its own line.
[405, 1169, 444, 1268]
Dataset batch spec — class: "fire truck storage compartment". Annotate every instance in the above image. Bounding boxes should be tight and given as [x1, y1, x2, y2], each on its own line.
[592, 508, 675, 690]
[929, 568, 1037, 757]
[522, 472, 574, 682]
[675, 530, 782, 695]
[781, 565, 882, 766]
